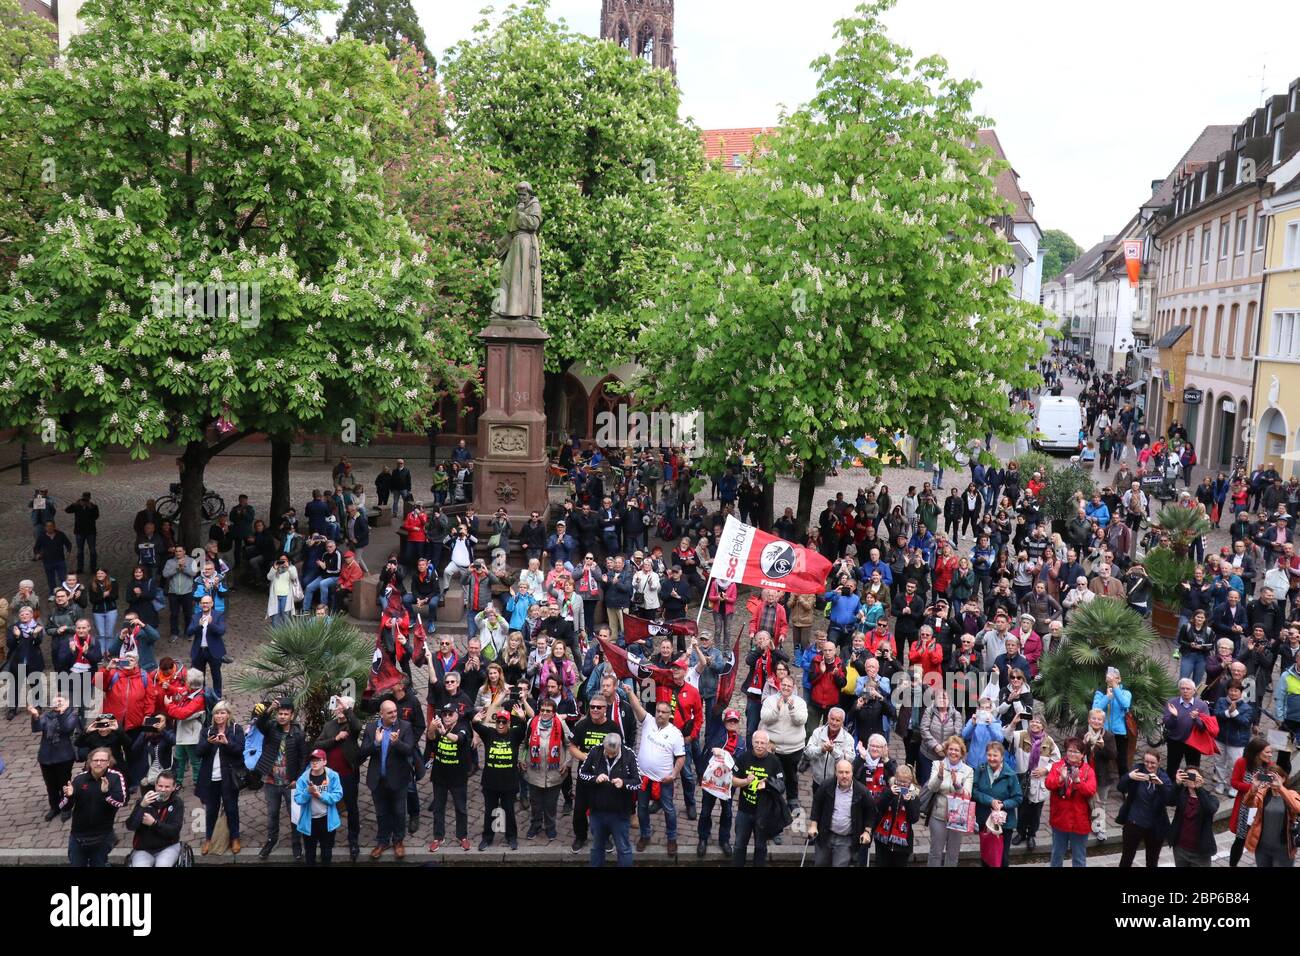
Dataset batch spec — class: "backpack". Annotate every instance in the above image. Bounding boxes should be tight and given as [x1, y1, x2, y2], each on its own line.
[243, 722, 264, 771]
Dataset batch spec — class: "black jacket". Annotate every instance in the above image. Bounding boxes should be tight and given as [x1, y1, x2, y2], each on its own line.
[1166, 785, 1219, 855]
[578, 746, 643, 813]
[33, 709, 83, 765]
[520, 519, 547, 554]
[314, 709, 365, 771]
[810, 779, 872, 845]
[195, 720, 246, 801]
[1116, 767, 1174, 838]
[253, 713, 309, 782]
[60, 768, 127, 839]
[358, 717, 415, 791]
[65, 500, 100, 536]
[126, 790, 185, 853]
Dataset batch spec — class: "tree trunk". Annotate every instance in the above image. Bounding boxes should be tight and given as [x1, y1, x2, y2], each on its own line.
[796, 467, 820, 531]
[178, 440, 209, 550]
[270, 438, 292, 526]
[759, 479, 775, 532]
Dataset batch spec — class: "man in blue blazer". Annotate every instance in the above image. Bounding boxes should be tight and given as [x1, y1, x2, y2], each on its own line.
[187, 593, 227, 697]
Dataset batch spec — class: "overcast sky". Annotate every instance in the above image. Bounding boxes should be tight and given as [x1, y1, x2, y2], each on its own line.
[397, 0, 1300, 248]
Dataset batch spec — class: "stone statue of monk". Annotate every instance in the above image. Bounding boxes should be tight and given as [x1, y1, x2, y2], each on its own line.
[493, 182, 543, 321]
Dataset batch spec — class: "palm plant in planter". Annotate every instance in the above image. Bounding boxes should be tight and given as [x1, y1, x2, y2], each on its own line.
[1036, 598, 1176, 740]
[1148, 503, 1211, 558]
[1140, 545, 1195, 637]
[230, 616, 375, 743]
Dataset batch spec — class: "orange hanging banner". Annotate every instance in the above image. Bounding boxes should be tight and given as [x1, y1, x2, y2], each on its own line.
[1123, 239, 1143, 287]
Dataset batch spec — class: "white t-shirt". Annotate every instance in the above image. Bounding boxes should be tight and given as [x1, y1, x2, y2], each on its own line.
[636, 716, 684, 782]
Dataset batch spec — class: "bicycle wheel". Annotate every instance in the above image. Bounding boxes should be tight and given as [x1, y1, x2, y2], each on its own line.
[155, 495, 180, 522]
[202, 491, 226, 521]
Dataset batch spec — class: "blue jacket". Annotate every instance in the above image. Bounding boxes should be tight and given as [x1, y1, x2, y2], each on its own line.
[972, 546, 996, 574]
[858, 560, 893, 586]
[689, 645, 728, 701]
[1116, 766, 1174, 836]
[972, 763, 1022, 831]
[822, 591, 863, 630]
[961, 716, 1005, 770]
[294, 766, 343, 836]
[505, 591, 536, 631]
[1212, 698, 1255, 747]
[546, 533, 577, 567]
[1277, 666, 1300, 723]
[796, 644, 818, 693]
[907, 531, 936, 563]
[1085, 501, 1110, 527]
[187, 611, 227, 664]
[1091, 686, 1133, 736]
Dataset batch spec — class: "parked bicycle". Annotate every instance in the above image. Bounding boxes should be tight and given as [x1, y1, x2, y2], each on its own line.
[155, 482, 226, 522]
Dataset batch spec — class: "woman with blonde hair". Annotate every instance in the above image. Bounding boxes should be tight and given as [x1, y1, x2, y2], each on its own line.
[1006, 711, 1058, 851]
[925, 735, 974, 866]
[195, 700, 245, 855]
[870, 763, 921, 867]
[501, 630, 528, 687]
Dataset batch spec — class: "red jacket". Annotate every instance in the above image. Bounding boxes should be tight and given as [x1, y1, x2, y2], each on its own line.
[164, 687, 208, 723]
[908, 638, 945, 678]
[401, 511, 427, 543]
[808, 657, 847, 708]
[1045, 759, 1097, 834]
[338, 559, 364, 592]
[933, 555, 958, 595]
[654, 678, 703, 741]
[746, 595, 789, 643]
[96, 667, 157, 730]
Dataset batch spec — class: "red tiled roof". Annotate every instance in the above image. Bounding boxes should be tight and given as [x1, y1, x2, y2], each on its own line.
[700, 128, 775, 168]
[976, 129, 1037, 225]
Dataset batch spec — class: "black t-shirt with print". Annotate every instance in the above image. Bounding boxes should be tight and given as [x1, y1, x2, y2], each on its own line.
[734, 752, 783, 814]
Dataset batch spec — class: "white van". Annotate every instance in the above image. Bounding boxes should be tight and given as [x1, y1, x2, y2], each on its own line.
[1033, 396, 1082, 452]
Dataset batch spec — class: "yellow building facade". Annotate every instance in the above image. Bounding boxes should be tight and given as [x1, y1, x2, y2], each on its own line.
[1252, 179, 1300, 474]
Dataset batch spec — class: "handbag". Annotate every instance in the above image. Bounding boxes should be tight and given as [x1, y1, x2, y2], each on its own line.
[946, 793, 976, 833]
[979, 829, 1004, 867]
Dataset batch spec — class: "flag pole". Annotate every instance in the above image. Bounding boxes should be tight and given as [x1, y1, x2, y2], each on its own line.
[695, 571, 715, 628]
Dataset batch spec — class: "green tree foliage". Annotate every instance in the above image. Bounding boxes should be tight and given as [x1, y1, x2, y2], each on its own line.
[1040, 228, 1082, 282]
[0, 0, 474, 545]
[635, 0, 1047, 524]
[337, 0, 432, 68]
[1036, 597, 1176, 738]
[0, 0, 57, 274]
[230, 615, 376, 743]
[440, 0, 703, 369]
[1148, 503, 1211, 558]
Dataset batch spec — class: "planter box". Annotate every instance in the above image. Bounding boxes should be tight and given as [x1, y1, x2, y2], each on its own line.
[1150, 601, 1179, 639]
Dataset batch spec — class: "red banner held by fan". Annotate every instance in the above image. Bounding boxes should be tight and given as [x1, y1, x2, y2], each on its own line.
[709, 515, 831, 594]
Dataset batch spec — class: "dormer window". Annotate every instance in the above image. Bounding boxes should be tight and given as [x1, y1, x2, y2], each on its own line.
[1275, 127, 1285, 166]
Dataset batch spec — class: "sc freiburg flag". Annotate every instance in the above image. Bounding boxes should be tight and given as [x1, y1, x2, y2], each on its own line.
[709, 515, 832, 594]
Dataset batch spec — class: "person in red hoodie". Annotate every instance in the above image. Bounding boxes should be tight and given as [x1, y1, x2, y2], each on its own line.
[95, 652, 156, 732]
[400, 506, 427, 570]
[933, 542, 959, 599]
[808, 641, 847, 729]
[1046, 737, 1097, 867]
[148, 657, 186, 701]
[336, 551, 364, 614]
[908, 625, 945, 686]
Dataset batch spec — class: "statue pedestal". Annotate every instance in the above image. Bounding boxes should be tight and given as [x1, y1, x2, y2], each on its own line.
[473, 318, 550, 522]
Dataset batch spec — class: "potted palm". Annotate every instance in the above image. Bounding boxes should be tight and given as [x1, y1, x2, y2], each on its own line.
[1036, 598, 1177, 745]
[230, 615, 376, 743]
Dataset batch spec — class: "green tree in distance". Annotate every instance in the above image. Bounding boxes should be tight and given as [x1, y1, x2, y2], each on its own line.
[1040, 228, 1083, 282]
[338, 0, 432, 68]
[635, 0, 1047, 526]
[440, 0, 702, 370]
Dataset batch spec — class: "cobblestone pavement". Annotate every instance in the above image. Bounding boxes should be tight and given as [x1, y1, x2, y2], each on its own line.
[0, 406, 1254, 863]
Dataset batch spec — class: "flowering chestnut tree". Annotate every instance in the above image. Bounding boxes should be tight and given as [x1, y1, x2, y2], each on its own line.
[440, 0, 702, 369]
[636, 1, 1047, 526]
[0, 0, 474, 545]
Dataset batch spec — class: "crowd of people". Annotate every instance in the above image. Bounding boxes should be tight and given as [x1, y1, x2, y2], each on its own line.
[5, 355, 1300, 869]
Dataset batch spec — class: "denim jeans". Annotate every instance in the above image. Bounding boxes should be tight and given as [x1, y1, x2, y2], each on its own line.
[732, 810, 767, 865]
[43, 560, 66, 595]
[637, 779, 677, 839]
[1050, 828, 1088, 867]
[1179, 652, 1208, 685]
[303, 575, 338, 611]
[129, 844, 182, 867]
[263, 782, 302, 851]
[203, 781, 240, 840]
[698, 790, 734, 845]
[271, 594, 292, 629]
[93, 610, 118, 656]
[372, 783, 406, 847]
[68, 833, 114, 867]
[589, 811, 633, 866]
[167, 592, 193, 638]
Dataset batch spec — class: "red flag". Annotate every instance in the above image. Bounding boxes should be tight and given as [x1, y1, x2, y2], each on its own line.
[709, 515, 831, 594]
[621, 615, 698, 645]
[597, 634, 677, 684]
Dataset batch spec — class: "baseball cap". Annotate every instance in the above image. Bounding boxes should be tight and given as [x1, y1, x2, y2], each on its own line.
[343, 550, 355, 558]
[494, 709, 512, 721]
[309, 748, 327, 760]
[440, 704, 457, 715]
[723, 709, 741, 722]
